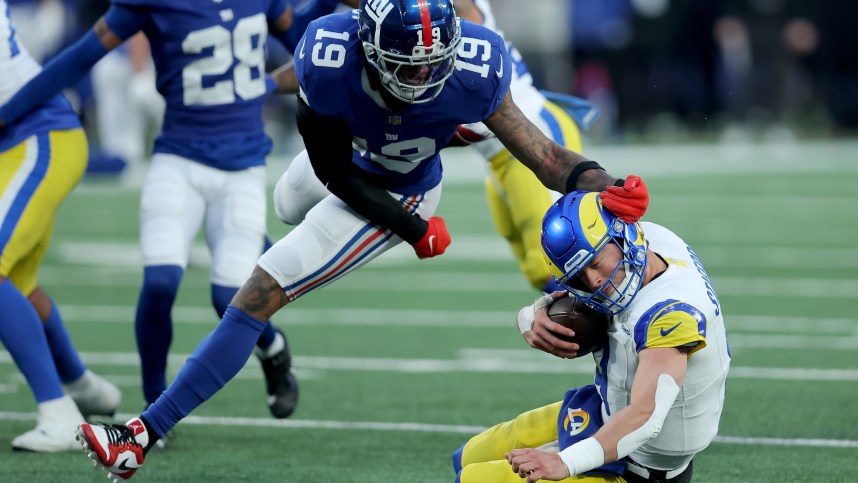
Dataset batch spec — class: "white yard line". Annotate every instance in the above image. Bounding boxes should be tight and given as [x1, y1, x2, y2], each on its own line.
[54, 304, 858, 339]
[1, 351, 856, 381]
[0, 410, 854, 449]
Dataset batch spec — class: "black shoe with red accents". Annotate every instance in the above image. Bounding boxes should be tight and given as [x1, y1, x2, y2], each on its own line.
[76, 417, 152, 482]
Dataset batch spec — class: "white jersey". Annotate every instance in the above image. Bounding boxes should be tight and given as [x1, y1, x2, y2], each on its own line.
[0, 0, 41, 105]
[464, 0, 549, 159]
[595, 222, 731, 471]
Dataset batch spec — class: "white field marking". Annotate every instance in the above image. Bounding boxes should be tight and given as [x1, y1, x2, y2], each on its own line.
[0, 410, 855, 449]
[39, 254, 858, 297]
[47, 239, 858, 270]
[55, 304, 858, 338]
[1, 350, 856, 381]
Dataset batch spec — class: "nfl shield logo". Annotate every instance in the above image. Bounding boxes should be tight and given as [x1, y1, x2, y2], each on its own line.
[388, 115, 402, 125]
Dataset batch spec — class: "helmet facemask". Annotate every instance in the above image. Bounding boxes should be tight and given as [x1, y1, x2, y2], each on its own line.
[359, 0, 462, 104]
[542, 191, 648, 316]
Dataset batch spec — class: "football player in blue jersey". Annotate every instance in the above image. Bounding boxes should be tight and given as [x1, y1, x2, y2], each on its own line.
[0, 0, 121, 452]
[0, 0, 352, 425]
[70, 1, 649, 479]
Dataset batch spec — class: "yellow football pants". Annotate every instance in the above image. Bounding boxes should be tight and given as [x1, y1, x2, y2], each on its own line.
[458, 402, 625, 483]
[0, 129, 87, 295]
[485, 101, 583, 290]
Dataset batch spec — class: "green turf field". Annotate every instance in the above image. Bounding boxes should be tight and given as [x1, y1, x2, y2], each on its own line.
[1, 144, 857, 482]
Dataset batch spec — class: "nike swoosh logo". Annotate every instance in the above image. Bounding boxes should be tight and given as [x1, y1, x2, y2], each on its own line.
[587, 217, 598, 229]
[298, 39, 306, 59]
[495, 61, 504, 78]
[428, 235, 436, 253]
[660, 322, 682, 337]
[117, 458, 134, 471]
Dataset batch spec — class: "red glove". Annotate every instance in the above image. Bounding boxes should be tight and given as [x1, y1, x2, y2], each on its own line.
[600, 174, 649, 223]
[412, 217, 451, 259]
[448, 125, 492, 147]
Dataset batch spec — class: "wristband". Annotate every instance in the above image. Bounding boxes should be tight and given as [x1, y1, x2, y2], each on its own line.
[565, 161, 604, 193]
[517, 294, 553, 334]
[558, 437, 605, 476]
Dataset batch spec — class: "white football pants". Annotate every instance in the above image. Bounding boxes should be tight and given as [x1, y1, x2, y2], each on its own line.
[140, 153, 266, 287]
[262, 150, 441, 301]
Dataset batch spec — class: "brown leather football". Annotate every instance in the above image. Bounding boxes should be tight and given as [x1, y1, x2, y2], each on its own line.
[547, 296, 609, 356]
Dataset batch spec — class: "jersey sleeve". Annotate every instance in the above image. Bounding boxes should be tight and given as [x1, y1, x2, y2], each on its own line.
[104, 4, 148, 40]
[453, 21, 512, 123]
[294, 15, 355, 117]
[633, 299, 707, 356]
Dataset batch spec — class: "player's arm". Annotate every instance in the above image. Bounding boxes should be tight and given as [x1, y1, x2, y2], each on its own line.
[0, 6, 142, 126]
[268, 61, 299, 94]
[484, 92, 616, 194]
[507, 347, 687, 481]
[453, 0, 485, 24]
[296, 99, 447, 258]
[484, 91, 649, 222]
[268, 0, 343, 54]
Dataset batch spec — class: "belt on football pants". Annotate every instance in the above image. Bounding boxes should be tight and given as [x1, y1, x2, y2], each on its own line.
[626, 458, 690, 481]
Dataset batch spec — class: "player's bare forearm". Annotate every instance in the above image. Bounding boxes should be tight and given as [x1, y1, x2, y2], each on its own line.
[485, 93, 617, 193]
[271, 62, 299, 94]
[453, 0, 484, 24]
[93, 17, 124, 51]
[591, 348, 688, 462]
[232, 266, 290, 321]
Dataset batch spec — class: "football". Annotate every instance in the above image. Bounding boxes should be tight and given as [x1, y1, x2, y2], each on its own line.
[547, 296, 609, 356]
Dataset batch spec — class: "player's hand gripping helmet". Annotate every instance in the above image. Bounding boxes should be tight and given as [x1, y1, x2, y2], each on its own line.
[358, 0, 461, 104]
[541, 191, 648, 316]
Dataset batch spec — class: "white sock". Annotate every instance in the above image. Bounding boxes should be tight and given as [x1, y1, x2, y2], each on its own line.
[257, 331, 285, 359]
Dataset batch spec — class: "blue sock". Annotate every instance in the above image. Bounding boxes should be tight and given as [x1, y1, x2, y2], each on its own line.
[452, 442, 466, 474]
[135, 265, 183, 405]
[142, 306, 266, 438]
[0, 279, 63, 402]
[212, 283, 276, 349]
[42, 299, 86, 383]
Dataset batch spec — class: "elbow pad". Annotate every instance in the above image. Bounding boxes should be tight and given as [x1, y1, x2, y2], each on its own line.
[615, 374, 680, 458]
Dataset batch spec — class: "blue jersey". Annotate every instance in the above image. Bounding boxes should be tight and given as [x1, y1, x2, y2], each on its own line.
[0, 0, 79, 151]
[295, 12, 512, 194]
[108, 0, 288, 170]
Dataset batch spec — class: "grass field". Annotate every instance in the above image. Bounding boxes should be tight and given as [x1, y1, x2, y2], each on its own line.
[1, 142, 857, 482]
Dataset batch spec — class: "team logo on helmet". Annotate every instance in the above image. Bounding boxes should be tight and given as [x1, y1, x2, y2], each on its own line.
[358, 0, 461, 104]
[541, 191, 648, 315]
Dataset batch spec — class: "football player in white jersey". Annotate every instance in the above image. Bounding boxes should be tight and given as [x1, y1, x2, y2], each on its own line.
[454, 191, 730, 482]
[0, 0, 121, 452]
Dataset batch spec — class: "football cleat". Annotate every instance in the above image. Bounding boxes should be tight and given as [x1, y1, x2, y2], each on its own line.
[76, 418, 148, 482]
[257, 329, 299, 419]
[64, 370, 122, 418]
[12, 395, 85, 452]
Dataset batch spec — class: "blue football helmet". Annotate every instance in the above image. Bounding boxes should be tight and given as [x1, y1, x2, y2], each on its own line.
[541, 191, 648, 315]
[358, 0, 461, 104]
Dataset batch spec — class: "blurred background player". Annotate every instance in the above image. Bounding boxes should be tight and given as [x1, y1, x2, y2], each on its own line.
[449, 0, 598, 294]
[0, 0, 120, 452]
[453, 191, 730, 482]
[0, 0, 348, 425]
[73, 1, 648, 480]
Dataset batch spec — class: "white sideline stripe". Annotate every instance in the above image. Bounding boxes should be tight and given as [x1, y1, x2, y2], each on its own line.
[0, 410, 855, 449]
[1, 351, 856, 381]
[56, 304, 858, 338]
[40, 260, 858, 297]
